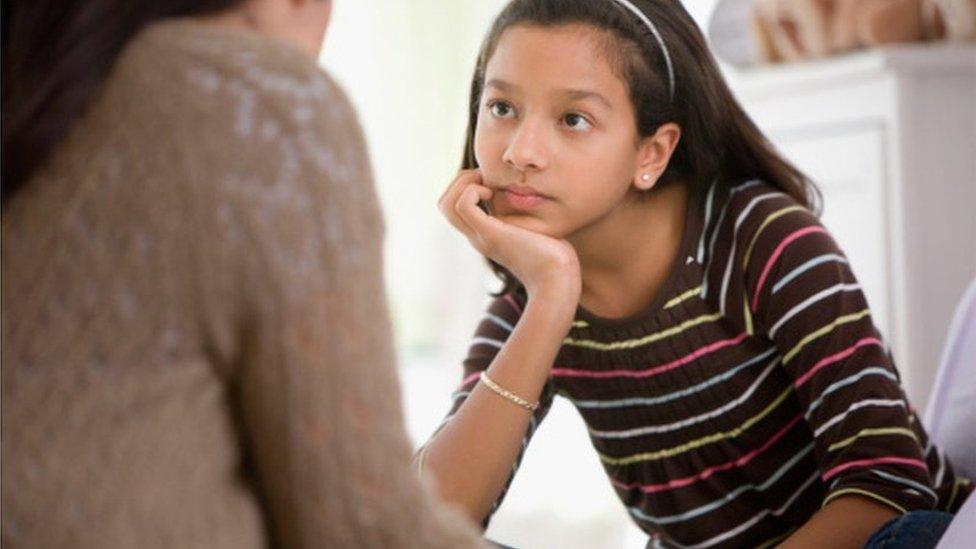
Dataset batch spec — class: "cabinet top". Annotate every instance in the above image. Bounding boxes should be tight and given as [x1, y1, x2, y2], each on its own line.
[722, 43, 976, 95]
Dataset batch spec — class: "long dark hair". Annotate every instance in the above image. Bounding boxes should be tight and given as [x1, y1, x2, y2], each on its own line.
[461, 0, 821, 296]
[1, 0, 246, 206]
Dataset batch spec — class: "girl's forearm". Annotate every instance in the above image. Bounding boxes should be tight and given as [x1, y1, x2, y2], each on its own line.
[418, 294, 576, 525]
[778, 496, 897, 548]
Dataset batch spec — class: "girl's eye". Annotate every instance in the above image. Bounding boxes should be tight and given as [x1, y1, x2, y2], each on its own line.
[488, 101, 515, 119]
[563, 113, 593, 132]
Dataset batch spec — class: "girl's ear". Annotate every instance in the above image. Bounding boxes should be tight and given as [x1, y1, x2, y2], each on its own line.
[634, 123, 681, 191]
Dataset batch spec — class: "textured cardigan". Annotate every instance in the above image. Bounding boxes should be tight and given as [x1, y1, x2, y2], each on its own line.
[1, 19, 485, 549]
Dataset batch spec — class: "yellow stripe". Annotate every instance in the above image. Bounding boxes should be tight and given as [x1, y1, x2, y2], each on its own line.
[827, 427, 918, 453]
[571, 320, 589, 329]
[744, 295, 754, 336]
[598, 386, 793, 465]
[945, 477, 970, 511]
[663, 285, 703, 309]
[823, 488, 907, 514]
[783, 309, 871, 364]
[742, 205, 807, 271]
[564, 312, 722, 351]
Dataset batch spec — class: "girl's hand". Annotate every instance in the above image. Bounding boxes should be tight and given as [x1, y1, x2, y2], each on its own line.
[438, 169, 581, 307]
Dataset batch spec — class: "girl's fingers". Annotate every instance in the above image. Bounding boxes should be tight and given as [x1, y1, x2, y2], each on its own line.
[462, 183, 494, 206]
[438, 171, 481, 233]
[455, 185, 506, 252]
[437, 170, 481, 214]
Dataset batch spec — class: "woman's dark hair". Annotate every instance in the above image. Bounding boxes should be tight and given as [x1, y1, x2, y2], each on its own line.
[1, 0, 247, 205]
[461, 0, 821, 296]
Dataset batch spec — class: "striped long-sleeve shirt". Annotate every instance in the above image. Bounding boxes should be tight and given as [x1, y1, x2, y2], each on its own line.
[437, 179, 972, 548]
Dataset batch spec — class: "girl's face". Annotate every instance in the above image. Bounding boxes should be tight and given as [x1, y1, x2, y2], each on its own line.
[475, 24, 647, 239]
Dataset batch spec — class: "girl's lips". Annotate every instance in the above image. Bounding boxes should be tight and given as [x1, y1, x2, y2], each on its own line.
[501, 187, 549, 210]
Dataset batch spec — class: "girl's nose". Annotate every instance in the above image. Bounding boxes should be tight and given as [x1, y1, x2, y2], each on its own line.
[502, 119, 548, 172]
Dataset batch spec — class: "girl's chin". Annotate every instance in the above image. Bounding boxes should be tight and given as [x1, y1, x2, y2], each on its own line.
[495, 213, 564, 238]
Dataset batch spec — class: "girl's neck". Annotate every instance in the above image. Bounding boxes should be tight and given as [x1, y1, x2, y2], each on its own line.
[570, 182, 689, 319]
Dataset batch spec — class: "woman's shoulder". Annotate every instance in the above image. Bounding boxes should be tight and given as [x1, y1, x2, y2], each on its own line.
[62, 19, 384, 271]
[99, 18, 375, 213]
[114, 19, 359, 141]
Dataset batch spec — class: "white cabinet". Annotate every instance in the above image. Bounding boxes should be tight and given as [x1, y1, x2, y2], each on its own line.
[724, 44, 976, 411]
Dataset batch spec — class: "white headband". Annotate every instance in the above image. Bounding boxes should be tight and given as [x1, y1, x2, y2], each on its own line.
[609, 0, 676, 101]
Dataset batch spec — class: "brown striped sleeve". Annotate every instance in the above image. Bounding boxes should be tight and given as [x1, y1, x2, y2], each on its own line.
[421, 291, 555, 527]
[731, 189, 937, 514]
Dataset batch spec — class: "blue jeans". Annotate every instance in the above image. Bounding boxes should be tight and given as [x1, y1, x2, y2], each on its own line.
[864, 510, 954, 548]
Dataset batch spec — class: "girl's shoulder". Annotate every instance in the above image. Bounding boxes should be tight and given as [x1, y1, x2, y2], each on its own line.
[699, 177, 836, 292]
[710, 178, 810, 218]
[702, 178, 824, 261]
[699, 177, 850, 325]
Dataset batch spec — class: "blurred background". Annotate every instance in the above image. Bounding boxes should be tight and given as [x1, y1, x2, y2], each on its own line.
[320, 1, 976, 547]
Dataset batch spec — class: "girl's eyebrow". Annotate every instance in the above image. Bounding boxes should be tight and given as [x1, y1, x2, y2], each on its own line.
[559, 89, 613, 110]
[486, 78, 612, 110]
[485, 78, 518, 92]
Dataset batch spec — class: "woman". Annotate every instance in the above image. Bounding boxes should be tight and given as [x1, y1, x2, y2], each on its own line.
[1, 0, 486, 547]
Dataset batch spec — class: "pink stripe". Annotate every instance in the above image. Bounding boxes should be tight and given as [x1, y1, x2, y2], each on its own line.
[458, 372, 480, 390]
[455, 295, 521, 391]
[752, 226, 828, 311]
[613, 413, 804, 494]
[551, 332, 749, 379]
[822, 456, 928, 482]
[794, 337, 883, 388]
[503, 294, 523, 315]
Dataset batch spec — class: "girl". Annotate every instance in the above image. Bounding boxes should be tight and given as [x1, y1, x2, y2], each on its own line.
[416, 0, 972, 547]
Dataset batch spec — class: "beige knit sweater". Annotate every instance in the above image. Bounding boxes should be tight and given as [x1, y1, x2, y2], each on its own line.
[1, 19, 485, 549]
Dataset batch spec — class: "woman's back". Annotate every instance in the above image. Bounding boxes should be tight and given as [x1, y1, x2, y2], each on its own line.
[1, 19, 483, 548]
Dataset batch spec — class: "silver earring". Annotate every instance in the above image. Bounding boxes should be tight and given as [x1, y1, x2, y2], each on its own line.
[642, 174, 652, 182]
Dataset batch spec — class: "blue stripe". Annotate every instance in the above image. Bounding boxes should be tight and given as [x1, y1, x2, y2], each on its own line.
[628, 443, 815, 525]
[486, 313, 514, 333]
[702, 179, 762, 298]
[771, 254, 848, 295]
[568, 348, 777, 409]
[471, 337, 503, 349]
[696, 180, 718, 264]
[805, 367, 898, 418]
[871, 470, 938, 503]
